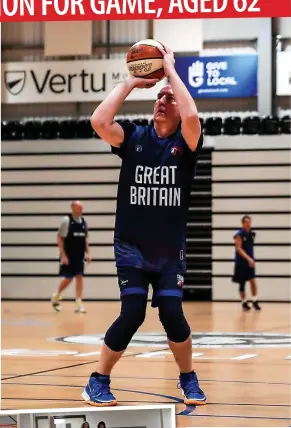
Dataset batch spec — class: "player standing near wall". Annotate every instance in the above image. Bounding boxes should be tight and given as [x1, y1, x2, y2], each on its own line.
[52, 200, 91, 313]
[232, 215, 261, 311]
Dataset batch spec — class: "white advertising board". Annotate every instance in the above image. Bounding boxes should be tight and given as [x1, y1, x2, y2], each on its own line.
[1, 59, 166, 104]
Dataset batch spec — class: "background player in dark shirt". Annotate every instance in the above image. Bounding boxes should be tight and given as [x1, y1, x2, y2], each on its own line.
[82, 45, 206, 407]
[232, 215, 261, 311]
[52, 200, 92, 313]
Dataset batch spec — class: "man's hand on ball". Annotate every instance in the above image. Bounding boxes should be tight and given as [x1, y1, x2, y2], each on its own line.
[158, 45, 175, 77]
[126, 74, 159, 89]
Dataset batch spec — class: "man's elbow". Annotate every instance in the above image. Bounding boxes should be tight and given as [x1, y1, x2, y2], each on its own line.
[184, 114, 200, 132]
[91, 115, 114, 137]
[182, 114, 201, 151]
[90, 115, 105, 134]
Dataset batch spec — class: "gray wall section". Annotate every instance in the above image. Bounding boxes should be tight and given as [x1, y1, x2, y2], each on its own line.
[212, 136, 291, 302]
[257, 19, 273, 116]
[2, 19, 289, 118]
[203, 18, 261, 41]
[278, 18, 291, 38]
[1, 18, 277, 119]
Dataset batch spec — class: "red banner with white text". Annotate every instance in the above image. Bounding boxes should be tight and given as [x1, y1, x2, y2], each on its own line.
[0, 0, 290, 22]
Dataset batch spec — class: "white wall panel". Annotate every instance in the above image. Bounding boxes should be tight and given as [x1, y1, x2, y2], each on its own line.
[212, 245, 291, 260]
[213, 230, 291, 244]
[2, 231, 114, 245]
[2, 154, 121, 169]
[1, 139, 111, 154]
[2, 169, 120, 184]
[213, 183, 291, 197]
[2, 215, 115, 229]
[214, 135, 291, 150]
[213, 214, 291, 228]
[278, 18, 291, 38]
[203, 18, 261, 41]
[110, 20, 147, 44]
[2, 200, 117, 214]
[212, 277, 290, 301]
[44, 22, 92, 56]
[1, 277, 120, 299]
[2, 184, 117, 199]
[213, 261, 291, 276]
[154, 19, 202, 52]
[213, 198, 291, 212]
[212, 167, 290, 181]
[212, 150, 290, 165]
[2, 261, 116, 275]
[2, 245, 114, 260]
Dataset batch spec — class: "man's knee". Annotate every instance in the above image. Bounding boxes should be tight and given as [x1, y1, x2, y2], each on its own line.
[104, 295, 147, 352]
[158, 297, 190, 343]
[120, 295, 147, 328]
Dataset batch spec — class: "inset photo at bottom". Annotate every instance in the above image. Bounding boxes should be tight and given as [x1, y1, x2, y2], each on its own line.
[0, 405, 175, 428]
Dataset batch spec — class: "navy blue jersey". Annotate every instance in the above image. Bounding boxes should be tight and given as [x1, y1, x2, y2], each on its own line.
[234, 228, 255, 265]
[111, 122, 203, 273]
[64, 214, 88, 261]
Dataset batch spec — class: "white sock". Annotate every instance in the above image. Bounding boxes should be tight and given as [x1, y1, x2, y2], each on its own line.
[253, 296, 257, 302]
[76, 298, 82, 305]
[242, 299, 247, 303]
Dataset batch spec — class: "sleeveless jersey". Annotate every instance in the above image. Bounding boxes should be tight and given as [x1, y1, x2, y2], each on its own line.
[63, 214, 87, 261]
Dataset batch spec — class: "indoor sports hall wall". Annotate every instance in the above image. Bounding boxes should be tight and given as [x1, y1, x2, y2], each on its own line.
[2, 17, 290, 119]
[2, 138, 119, 300]
[2, 135, 290, 302]
[212, 136, 291, 302]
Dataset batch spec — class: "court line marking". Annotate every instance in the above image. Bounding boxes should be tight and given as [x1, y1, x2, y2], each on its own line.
[2, 383, 291, 409]
[255, 325, 291, 333]
[1, 360, 100, 381]
[2, 374, 290, 386]
[185, 413, 290, 420]
[178, 406, 195, 416]
[1, 347, 170, 381]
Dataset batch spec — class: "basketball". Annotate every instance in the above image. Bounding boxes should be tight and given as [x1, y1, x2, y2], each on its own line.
[126, 39, 165, 81]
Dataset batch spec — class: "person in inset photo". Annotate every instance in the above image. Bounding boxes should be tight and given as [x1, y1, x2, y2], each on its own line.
[97, 422, 106, 428]
[81, 422, 90, 428]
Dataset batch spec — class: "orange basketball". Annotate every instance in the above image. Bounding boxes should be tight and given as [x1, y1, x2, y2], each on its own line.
[126, 39, 165, 81]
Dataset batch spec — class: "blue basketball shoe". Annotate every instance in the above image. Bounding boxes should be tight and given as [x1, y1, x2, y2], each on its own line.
[81, 373, 117, 407]
[178, 371, 207, 405]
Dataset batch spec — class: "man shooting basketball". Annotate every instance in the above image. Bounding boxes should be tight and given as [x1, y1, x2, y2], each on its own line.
[82, 45, 206, 406]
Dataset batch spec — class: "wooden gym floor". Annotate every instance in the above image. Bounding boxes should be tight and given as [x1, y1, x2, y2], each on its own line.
[1, 300, 290, 427]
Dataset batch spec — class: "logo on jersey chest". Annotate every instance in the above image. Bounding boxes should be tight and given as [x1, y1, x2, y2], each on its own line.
[135, 144, 143, 152]
[177, 274, 184, 287]
[73, 232, 86, 237]
[171, 145, 183, 156]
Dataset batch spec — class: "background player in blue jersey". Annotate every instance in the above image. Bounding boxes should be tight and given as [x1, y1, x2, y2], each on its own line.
[232, 215, 261, 311]
[82, 45, 207, 407]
